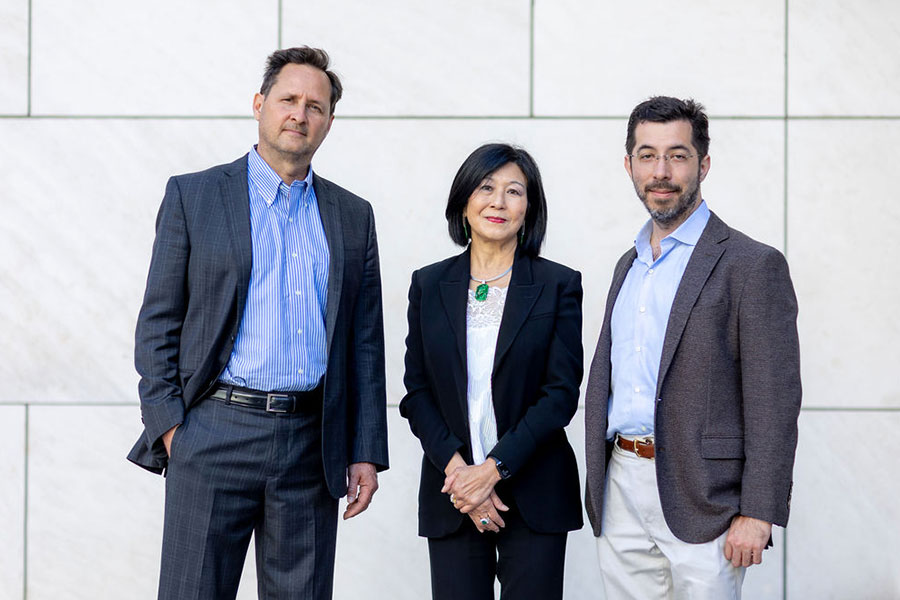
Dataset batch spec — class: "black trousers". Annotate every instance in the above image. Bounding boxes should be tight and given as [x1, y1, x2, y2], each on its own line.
[427, 506, 568, 600]
[158, 396, 338, 600]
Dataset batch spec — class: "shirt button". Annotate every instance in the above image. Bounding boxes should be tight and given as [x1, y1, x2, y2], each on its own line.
[641, 426, 647, 432]
[297, 329, 303, 335]
[292, 252, 298, 258]
[298, 368, 304, 374]
[295, 290, 301, 296]
[635, 346, 641, 352]
[648, 268, 654, 274]
[288, 218, 294, 223]
[639, 306, 646, 313]
[634, 386, 640, 393]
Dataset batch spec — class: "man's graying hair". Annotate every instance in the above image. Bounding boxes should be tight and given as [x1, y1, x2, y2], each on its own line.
[260, 46, 343, 115]
[626, 96, 710, 158]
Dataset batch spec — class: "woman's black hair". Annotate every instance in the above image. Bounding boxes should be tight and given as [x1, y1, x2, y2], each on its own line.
[445, 143, 548, 257]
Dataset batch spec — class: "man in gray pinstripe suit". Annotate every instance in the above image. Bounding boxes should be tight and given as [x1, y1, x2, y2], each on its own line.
[128, 46, 388, 600]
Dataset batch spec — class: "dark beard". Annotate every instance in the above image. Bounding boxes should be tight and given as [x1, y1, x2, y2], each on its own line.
[635, 171, 701, 228]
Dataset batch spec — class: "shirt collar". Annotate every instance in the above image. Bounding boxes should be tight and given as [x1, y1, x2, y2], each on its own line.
[634, 200, 710, 262]
[669, 200, 710, 246]
[248, 145, 315, 207]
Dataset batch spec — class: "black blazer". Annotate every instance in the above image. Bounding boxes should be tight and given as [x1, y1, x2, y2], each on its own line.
[400, 249, 584, 538]
[127, 155, 389, 498]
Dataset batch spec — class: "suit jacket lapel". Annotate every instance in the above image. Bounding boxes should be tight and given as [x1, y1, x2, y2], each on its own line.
[605, 249, 637, 331]
[314, 175, 344, 358]
[439, 251, 470, 371]
[493, 253, 542, 371]
[439, 251, 471, 416]
[220, 155, 253, 310]
[656, 212, 729, 395]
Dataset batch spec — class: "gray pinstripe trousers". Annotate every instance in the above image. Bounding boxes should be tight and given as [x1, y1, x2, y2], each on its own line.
[158, 397, 338, 600]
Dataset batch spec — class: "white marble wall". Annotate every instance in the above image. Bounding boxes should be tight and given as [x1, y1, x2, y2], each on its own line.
[1, 1, 898, 599]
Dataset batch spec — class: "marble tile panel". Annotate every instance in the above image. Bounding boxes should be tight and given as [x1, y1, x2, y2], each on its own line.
[0, 118, 257, 403]
[0, 406, 25, 600]
[282, 1, 531, 116]
[564, 408, 612, 599]
[700, 119, 785, 251]
[787, 120, 900, 408]
[27, 406, 164, 599]
[0, 0, 28, 114]
[534, 0, 785, 116]
[30, 0, 278, 115]
[789, 0, 900, 115]
[787, 411, 900, 598]
[333, 406, 431, 598]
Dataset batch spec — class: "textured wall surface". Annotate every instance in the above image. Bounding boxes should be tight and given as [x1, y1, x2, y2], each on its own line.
[1, 1, 898, 598]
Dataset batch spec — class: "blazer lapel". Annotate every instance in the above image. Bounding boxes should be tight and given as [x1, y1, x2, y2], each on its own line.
[314, 175, 344, 358]
[439, 251, 471, 370]
[605, 249, 637, 326]
[220, 155, 253, 309]
[656, 213, 729, 395]
[439, 251, 471, 416]
[493, 253, 542, 371]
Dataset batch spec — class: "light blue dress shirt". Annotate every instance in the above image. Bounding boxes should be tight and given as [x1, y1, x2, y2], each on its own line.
[606, 201, 710, 439]
[220, 147, 330, 392]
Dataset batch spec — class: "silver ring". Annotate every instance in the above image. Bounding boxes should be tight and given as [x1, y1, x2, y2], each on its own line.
[480, 517, 490, 525]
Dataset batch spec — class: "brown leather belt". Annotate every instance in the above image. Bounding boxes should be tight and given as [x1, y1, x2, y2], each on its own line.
[616, 435, 656, 459]
[209, 383, 322, 414]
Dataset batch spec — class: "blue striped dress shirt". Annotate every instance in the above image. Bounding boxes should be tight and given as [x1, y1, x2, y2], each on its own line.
[220, 147, 330, 392]
[606, 201, 710, 439]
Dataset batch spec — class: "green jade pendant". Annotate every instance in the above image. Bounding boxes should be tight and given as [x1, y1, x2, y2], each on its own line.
[470, 264, 513, 302]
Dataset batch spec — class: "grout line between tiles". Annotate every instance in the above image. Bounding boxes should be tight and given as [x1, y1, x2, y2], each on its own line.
[4, 114, 899, 121]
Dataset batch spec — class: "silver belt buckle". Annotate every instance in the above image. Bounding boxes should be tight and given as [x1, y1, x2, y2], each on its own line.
[266, 393, 293, 413]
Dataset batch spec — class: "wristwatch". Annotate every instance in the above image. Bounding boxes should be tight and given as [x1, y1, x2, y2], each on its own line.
[492, 457, 511, 480]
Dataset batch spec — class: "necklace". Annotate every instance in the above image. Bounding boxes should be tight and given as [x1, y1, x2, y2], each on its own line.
[470, 264, 513, 302]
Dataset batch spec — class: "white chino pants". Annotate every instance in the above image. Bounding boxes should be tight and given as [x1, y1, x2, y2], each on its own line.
[596, 436, 745, 600]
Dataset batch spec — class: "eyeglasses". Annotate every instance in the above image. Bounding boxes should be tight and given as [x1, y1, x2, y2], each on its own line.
[629, 152, 695, 166]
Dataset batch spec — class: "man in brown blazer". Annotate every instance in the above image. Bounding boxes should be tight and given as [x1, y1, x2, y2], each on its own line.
[584, 96, 801, 599]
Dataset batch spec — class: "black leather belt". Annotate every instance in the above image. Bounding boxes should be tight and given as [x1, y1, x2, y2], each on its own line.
[209, 383, 322, 414]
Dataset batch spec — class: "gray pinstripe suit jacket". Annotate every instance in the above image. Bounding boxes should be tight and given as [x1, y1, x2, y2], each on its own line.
[584, 211, 801, 543]
[127, 154, 389, 498]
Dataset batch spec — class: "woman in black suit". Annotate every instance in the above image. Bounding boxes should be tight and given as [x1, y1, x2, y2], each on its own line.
[400, 143, 583, 600]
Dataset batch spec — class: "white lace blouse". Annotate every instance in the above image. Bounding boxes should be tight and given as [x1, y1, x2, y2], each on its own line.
[466, 285, 507, 465]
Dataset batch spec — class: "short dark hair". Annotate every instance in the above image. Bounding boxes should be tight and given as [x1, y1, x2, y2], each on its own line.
[625, 96, 710, 158]
[260, 46, 343, 115]
[445, 143, 548, 257]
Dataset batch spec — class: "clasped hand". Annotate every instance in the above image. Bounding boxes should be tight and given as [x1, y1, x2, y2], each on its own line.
[442, 457, 508, 533]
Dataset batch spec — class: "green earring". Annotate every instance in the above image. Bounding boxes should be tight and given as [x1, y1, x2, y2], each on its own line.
[519, 228, 524, 244]
[463, 217, 469, 241]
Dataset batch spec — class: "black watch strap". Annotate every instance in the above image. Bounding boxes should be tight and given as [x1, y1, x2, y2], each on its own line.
[493, 458, 511, 480]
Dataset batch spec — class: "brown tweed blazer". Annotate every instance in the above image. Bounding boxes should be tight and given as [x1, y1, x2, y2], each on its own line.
[584, 211, 801, 543]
